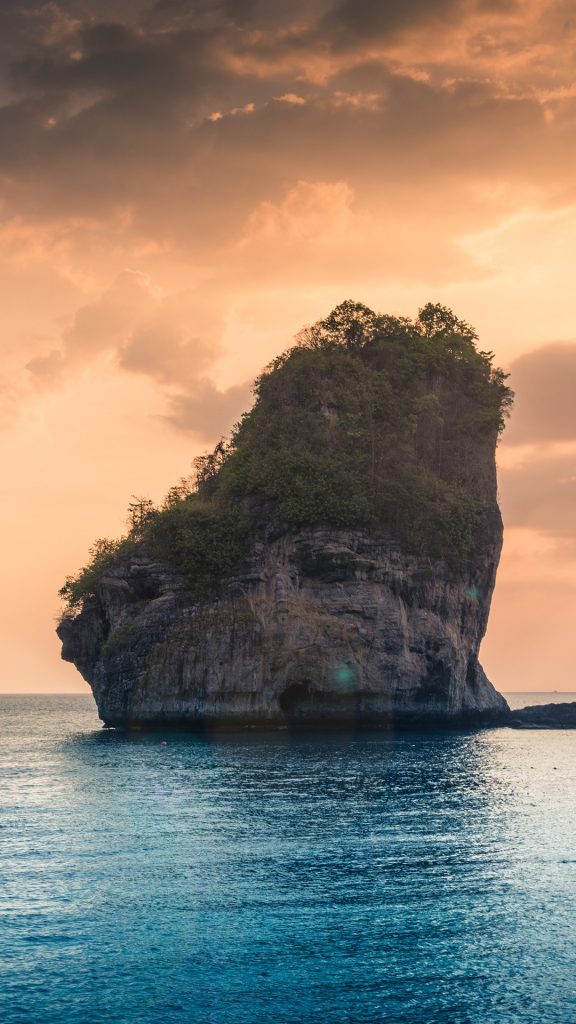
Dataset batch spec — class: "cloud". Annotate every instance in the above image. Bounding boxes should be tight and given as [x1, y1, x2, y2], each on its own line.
[119, 318, 214, 385]
[25, 266, 222, 395]
[496, 339, 576, 551]
[26, 270, 156, 383]
[163, 378, 253, 439]
[23, 265, 233, 437]
[318, 0, 462, 50]
[5, 0, 576, 429]
[506, 342, 576, 444]
[231, 178, 480, 285]
[499, 447, 576, 544]
[275, 92, 306, 105]
[0, 0, 574, 259]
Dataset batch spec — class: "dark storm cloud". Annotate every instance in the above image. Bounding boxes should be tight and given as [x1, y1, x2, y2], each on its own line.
[143, 0, 296, 29]
[506, 343, 576, 445]
[0, 0, 572, 250]
[10, 19, 236, 105]
[0, 30, 553, 247]
[315, 0, 523, 52]
[319, 0, 460, 48]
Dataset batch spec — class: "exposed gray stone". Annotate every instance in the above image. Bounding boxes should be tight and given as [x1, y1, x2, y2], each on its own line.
[510, 702, 576, 728]
[57, 516, 509, 728]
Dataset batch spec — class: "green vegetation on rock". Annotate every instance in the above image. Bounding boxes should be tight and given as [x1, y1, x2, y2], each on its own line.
[59, 301, 513, 614]
[59, 537, 136, 612]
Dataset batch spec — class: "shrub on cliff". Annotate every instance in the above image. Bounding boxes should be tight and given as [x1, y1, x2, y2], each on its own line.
[59, 302, 513, 614]
[59, 538, 136, 612]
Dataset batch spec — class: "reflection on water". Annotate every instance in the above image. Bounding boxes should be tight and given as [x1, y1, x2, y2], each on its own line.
[0, 695, 574, 1024]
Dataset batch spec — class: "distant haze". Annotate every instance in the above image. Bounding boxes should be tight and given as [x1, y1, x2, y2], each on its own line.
[0, 0, 574, 692]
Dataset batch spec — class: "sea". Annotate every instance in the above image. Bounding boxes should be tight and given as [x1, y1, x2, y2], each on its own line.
[0, 693, 574, 1024]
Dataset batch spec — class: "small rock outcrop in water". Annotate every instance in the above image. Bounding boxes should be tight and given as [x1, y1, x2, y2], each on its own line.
[57, 302, 514, 728]
[510, 703, 576, 728]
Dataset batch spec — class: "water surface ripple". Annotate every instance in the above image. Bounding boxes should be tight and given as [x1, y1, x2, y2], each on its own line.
[0, 695, 574, 1024]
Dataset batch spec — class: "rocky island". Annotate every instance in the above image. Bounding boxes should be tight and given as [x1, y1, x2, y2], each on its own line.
[58, 301, 515, 729]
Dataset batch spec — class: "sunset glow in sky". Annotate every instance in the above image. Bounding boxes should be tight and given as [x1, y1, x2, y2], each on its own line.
[1, 0, 575, 692]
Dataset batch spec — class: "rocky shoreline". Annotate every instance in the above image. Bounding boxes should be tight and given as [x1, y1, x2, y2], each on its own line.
[91, 703, 576, 731]
[92, 705, 576, 732]
[508, 702, 576, 729]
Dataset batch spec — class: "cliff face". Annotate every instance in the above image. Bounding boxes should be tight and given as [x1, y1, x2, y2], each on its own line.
[58, 516, 507, 727]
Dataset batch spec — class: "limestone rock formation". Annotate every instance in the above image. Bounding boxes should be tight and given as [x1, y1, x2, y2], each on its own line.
[57, 301, 512, 728]
[58, 519, 508, 726]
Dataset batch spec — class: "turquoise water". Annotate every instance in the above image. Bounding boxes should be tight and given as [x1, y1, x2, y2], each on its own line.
[0, 694, 574, 1024]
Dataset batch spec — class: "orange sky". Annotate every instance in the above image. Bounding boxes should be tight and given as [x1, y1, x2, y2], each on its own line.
[1, 0, 575, 693]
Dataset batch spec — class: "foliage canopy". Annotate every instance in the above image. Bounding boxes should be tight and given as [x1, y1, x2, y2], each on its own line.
[60, 301, 513, 612]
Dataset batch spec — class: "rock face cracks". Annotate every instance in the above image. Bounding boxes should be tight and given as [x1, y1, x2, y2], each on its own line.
[58, 517, 508, 728]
